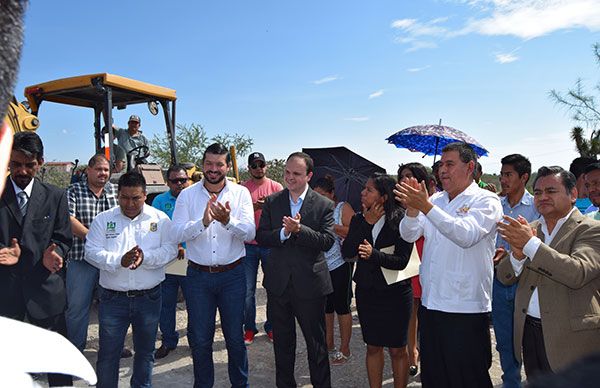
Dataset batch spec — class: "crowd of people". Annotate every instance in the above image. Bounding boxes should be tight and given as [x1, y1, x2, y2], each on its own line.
[1, 127, 600, 388]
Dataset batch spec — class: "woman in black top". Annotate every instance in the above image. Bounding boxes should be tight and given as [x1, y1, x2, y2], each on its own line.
[342, 172, 413, 388]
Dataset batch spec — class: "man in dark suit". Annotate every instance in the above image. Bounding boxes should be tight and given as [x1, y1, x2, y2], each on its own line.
[257, 151, 335, 388]
[0, 131, 73, 386]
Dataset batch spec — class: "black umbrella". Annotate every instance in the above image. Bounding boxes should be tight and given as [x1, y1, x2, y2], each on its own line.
[303, 146, 386, 212]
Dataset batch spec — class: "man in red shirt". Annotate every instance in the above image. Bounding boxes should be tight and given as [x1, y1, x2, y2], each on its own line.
[242, 152, 283, 345]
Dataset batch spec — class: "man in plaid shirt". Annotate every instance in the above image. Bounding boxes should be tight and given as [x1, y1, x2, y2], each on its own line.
[65, 154, 118, 353]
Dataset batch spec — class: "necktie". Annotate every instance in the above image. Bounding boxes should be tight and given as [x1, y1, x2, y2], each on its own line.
[17, 191, 28, 216]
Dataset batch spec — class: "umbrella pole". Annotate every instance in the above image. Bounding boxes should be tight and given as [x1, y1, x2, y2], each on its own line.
[433, 136, 440, 164]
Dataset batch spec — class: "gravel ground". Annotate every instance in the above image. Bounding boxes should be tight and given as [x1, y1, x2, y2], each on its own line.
[66, 269, 511, 387]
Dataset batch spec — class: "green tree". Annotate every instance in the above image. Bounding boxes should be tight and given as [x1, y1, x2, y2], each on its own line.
[550, 43, 600, 157]
[550, 43, 600, 129]
[149, 123, 254, 169]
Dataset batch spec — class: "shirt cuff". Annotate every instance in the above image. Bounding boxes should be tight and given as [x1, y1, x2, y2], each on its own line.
[279, 228, 290, 242]
[424, 205, 445, 225]
[509, 253, 526, 276]
[522, 236, 542, 260]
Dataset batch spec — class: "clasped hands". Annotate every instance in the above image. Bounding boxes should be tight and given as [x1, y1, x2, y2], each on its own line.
[282, 213, 301, 237]
[121, 245, 144, 269]
[393, 177, 432, 216]
[496, 215, 536, 261]
[203, 193, 231, 227]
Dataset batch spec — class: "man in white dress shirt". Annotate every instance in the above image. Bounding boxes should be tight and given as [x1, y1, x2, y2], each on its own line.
[171, 143, 255, 388]
[85, 171, 177, 388]
[395, 142, 503, 388]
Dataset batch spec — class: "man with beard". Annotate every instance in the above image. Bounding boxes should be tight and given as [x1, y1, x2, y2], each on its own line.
[65, 154, 118, 355]
[152, 164, 191, 359]
[0, 131, 73, 386]
[241, 152, 283, 345]
[171, 143, 255, 388]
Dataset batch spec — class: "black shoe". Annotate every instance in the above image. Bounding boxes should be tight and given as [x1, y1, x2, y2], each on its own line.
[409, 365, 419, 376]
[154, 344, 175, 360]
[120, 348, 133, 358]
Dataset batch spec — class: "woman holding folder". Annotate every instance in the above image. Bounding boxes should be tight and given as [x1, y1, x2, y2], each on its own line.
[341, 172, 414, 388]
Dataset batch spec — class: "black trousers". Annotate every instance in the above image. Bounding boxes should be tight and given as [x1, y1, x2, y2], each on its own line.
[419, 305, 492, 388]
[522, 315, 552, 380]
[267, 282, 331, 388]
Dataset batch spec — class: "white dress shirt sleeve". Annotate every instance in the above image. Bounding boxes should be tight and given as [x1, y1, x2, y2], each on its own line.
[223, 187, 256, 242]
[522, 235, 543, 260]
[141, 215, 179, 269]
[84, 213, 122, 272]
[399, 213, 425, 243]
[170, 189, 207, 242]
[425, 196, 501, 248]
[509, 252, 526, 276]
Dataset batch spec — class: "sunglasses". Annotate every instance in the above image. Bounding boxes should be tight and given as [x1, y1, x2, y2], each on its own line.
[169, 178, 189, 184]
[250, 163, 266, 169]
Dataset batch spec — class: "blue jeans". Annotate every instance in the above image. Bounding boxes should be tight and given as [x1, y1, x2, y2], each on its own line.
[186, 262, 248, 388]
[492, 276, 521, 388]
[65, 259, 99, 352]
[96, 286, 162, 388]
[243, 244, 272, 333]
[159, 273, 189, 348]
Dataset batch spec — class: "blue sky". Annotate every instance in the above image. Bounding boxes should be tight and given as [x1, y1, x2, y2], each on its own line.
[14, 0, 600, 175]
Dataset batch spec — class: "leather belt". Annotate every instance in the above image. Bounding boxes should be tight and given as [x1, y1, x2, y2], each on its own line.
[104, 284, 160, 298]
[525, 315, 542, 328]
[188, 257, 243, 273]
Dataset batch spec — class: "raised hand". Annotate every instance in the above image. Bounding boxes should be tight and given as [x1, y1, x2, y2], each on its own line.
[394, 177, 431, 215]
[0, 238, 21, 266]
[203, 194, 217, 227]
[121, 245, 141, 269]
[362, 202, 385, 225]
[497, 215, 535, 261]
[282, 213, 302, 236]
[210, 200, 231, 225]
[42, 243, 63, 273]
[358, 239, 373, 260]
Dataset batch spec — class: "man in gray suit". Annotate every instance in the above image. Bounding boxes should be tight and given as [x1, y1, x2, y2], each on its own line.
[497, 166, 600, 379]
[257, 151, 335, 388]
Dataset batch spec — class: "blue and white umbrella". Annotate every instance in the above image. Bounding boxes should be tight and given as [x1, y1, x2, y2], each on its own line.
[386, 123, 488, 162]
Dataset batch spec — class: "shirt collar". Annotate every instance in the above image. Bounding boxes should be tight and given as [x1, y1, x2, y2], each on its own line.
[10, 177, 34, 198]
[539, 207, 576, 236]
[501, 189, 533, 208]
[289, 185, 309, 205]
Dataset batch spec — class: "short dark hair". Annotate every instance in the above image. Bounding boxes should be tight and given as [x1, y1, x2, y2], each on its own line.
[398, 162, 428, 184]
[313, 174, 335, 194]
[88, 154, 109, 167]
[12, 131, 44, 161]
[202, 143, 231, 164]
[166, 164, 187, 178]
[501, 154, 532, 182]
[569, 157, 597, 179]
[533, 166, 576, 194]
[584, 162, 600, 175]
[287, 152, 314, 174]
[441, 142, 477, 164]
[118, 171, 146, 192]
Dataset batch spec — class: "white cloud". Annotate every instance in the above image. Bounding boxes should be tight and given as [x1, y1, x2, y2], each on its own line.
[407, 65, 431, 72]
[392, 0, 600, 52]
[344, 117, 369, 122]
[311, 75, 339, 85]
[368, 90, 384, 99]
[495, 52, 518, 63]
[61, 129, 68, 134]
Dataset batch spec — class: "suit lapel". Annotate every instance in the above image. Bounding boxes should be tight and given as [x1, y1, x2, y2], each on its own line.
[298, 187, 313, 219]
[24, 178, 45, 224]
[2, 178, 23, 226]
[547, 209, 581, 249]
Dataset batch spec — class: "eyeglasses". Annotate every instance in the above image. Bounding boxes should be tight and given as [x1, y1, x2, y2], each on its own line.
[168, 178, 189, 184]
[250, 163, 266, 169]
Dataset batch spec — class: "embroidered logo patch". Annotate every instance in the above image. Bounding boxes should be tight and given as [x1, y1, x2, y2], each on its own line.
[106, 221, 116, 232]
[456, 205, 470, 215]
[150, 222, 158, 232]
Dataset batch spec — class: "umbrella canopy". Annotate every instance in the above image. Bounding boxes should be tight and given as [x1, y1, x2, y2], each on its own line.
[303, 146, 386, 212]
[386, 124, 489, 159]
